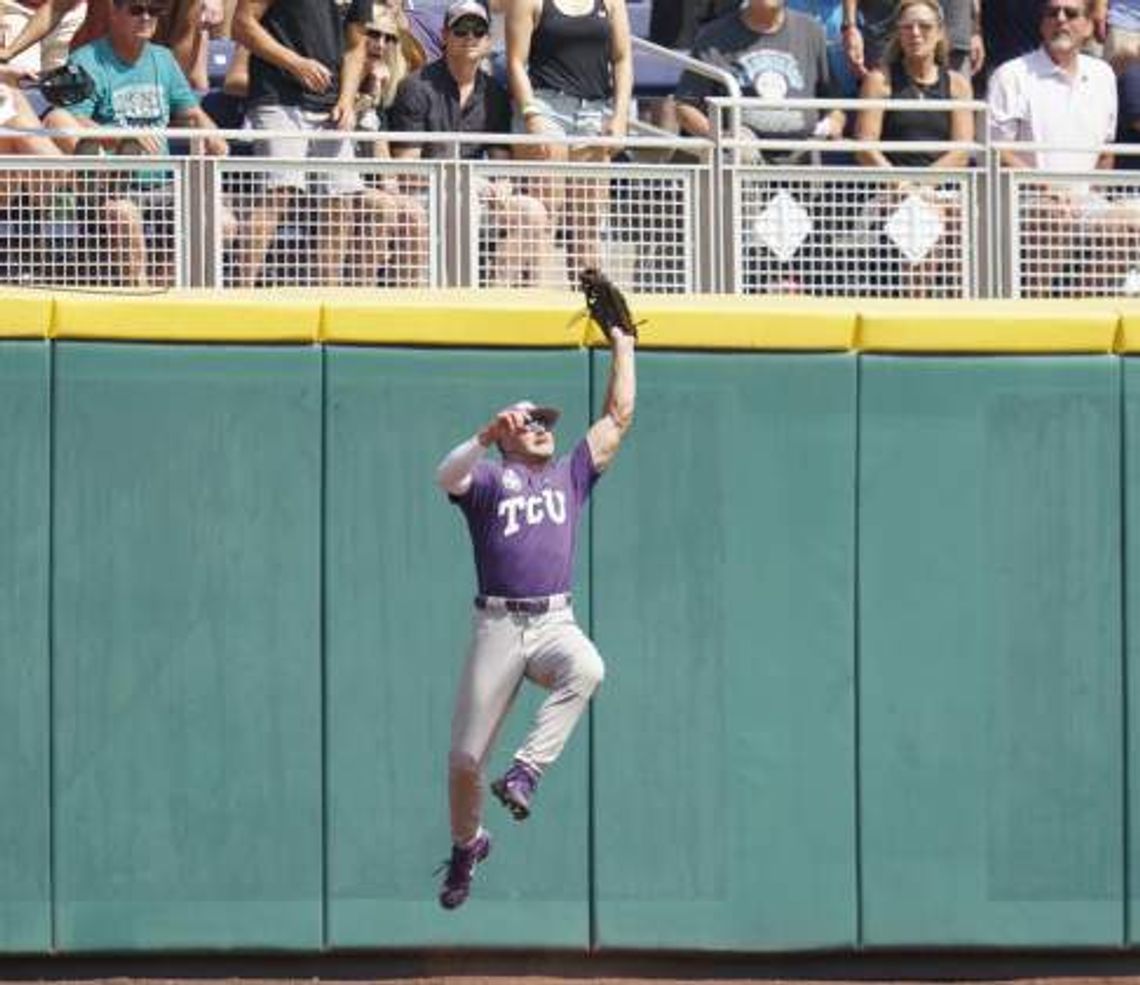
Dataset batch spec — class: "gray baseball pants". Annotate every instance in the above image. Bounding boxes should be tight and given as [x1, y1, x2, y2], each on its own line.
[448, 605, 605, 844]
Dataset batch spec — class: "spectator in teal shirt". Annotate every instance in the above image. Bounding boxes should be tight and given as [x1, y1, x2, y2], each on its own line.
[61, 0, 226, 285]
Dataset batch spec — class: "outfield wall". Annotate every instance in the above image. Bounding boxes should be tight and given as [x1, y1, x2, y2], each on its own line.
[1, 291, 1137, 952]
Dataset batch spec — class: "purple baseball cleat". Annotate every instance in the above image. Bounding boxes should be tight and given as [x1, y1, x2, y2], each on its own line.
[437, 830, 492, 910]
[490, 760, 540, 821]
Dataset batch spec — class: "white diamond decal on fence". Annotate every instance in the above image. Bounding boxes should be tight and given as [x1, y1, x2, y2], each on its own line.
[752, 190, 812, 262]
[885, 191, 943, 263]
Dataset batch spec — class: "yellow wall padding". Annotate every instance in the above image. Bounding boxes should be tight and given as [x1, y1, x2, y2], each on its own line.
[0, 289, 1135, 351]
[322, 289, 589, 346]
[51, 291, 321, 343]
[588, 295, 857, 350]
[858, 299, 1120, 353]
[0, 292, 54, 339]
[323, 291, 856, 350]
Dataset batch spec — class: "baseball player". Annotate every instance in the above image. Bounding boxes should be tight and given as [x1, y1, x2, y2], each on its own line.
[433, 324, 636, 910]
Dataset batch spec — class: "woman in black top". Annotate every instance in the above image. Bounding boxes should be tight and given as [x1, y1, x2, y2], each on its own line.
[853, 0, 974, 295]
[506, 0, 633, 284]
[855, 0, 973, 168]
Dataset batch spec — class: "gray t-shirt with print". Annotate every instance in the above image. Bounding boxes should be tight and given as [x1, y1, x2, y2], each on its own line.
[676, 8, 833, 142]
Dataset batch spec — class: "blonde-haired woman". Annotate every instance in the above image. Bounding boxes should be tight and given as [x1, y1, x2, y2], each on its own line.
[855, 0, 973, 168]
[350, 5, 430, 286]
[855, 0, 973, 294]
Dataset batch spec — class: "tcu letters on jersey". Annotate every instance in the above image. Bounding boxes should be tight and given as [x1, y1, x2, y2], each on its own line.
[451, 439, 600, 598]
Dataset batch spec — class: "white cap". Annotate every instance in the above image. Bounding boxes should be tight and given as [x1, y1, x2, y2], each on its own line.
[445, 0, 489, 26]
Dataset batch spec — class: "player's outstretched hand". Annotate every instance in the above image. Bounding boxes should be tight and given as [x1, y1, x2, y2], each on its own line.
[578, 267, 640, 344]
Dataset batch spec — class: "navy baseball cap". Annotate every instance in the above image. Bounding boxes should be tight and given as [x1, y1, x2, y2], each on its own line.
[510, 400, 561, 427]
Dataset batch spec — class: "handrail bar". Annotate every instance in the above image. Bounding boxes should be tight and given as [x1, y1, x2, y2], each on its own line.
[631, 35, 742, 99]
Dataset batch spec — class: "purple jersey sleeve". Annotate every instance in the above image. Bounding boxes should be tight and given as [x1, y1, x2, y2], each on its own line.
[570, 438, 602, 506]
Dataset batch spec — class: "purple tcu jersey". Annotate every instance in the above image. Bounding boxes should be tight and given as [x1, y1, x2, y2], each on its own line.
[450, 439, 601, 598]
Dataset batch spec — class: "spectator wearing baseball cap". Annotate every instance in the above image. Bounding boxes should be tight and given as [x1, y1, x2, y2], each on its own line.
[389, 0, 553, 285]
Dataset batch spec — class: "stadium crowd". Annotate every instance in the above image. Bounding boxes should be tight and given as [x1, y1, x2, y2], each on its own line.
[0, 0, 1134, 289]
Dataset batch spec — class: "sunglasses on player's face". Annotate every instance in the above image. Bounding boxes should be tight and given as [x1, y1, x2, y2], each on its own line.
[523, 416, 552, 434]
[1043, 4, 1084, 19]
[449, 19, 489, 37]
[367, 29, 400, 42]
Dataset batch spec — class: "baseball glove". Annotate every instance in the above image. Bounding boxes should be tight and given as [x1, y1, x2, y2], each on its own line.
[22, 64, 94, 108]
[579, 267, 640, 342]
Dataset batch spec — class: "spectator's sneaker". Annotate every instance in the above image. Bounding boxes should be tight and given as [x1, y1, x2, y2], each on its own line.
[490, 760, 540, 821]
[437, 830, 491, 910]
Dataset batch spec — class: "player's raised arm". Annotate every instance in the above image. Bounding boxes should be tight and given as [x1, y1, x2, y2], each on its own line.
[586, 327, 636, 473]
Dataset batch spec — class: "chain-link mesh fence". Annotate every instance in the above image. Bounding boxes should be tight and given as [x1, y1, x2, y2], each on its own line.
[1006, 172, 1140, 298]
[729, 165, 976, 298]
[466, 160, 700, 293]
[0, 159, 182, 289]
[214, 158, 438, 289]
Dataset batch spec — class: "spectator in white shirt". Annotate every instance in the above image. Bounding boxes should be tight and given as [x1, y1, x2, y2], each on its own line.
[988, 0, 1128, 295]
[988, 0, 1117, 170]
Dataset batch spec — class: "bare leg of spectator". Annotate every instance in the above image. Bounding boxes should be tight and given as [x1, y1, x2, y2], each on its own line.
[103, 197, 148, 288]
[316, 195, 352, 286]
[496, 193, 551, 287]
[344, 188, 390, 286]
[41, 107, 82, 155]
[391, 193, 429, 286]
[513, 137, 566, 288]
[562, 145, 609, 286]
[232, 187, 288, 287]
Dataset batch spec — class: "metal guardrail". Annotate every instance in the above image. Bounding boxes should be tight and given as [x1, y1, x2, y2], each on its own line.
[1, 98, 1137, 297]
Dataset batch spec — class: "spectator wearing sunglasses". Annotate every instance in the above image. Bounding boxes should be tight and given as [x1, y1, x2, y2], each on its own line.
[343, 4, 432, 285]
[989, 0, 1124, 295]
[58, 0, 225, 286]
[388, 0, 551, 285]
[988, 0, 1116, 170]
[230, 0, 371, 287]
[0, 0, 206, 85]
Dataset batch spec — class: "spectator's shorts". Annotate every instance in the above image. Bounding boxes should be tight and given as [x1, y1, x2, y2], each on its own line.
[513, 88, 612, 138]
[246, 104, 364, 196]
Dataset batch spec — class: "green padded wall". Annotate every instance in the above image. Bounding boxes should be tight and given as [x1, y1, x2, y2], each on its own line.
[591, 353, 858, 950]
[860, 356, 1123, 946]
[0, 343, 51, 952]
[51, 344, 323, 950]
[1124, 358, 1140, 946]
[324, 347, 592, 947]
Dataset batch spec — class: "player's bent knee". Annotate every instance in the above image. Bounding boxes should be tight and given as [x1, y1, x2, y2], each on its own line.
[576, 650, 605, 694]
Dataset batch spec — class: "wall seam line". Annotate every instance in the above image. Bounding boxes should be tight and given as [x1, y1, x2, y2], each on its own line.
[1122, 355, 1131, 947]
[319, 346, 330, 951]
[853, 353, 864, 950]
[47, 338, 57, 955]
